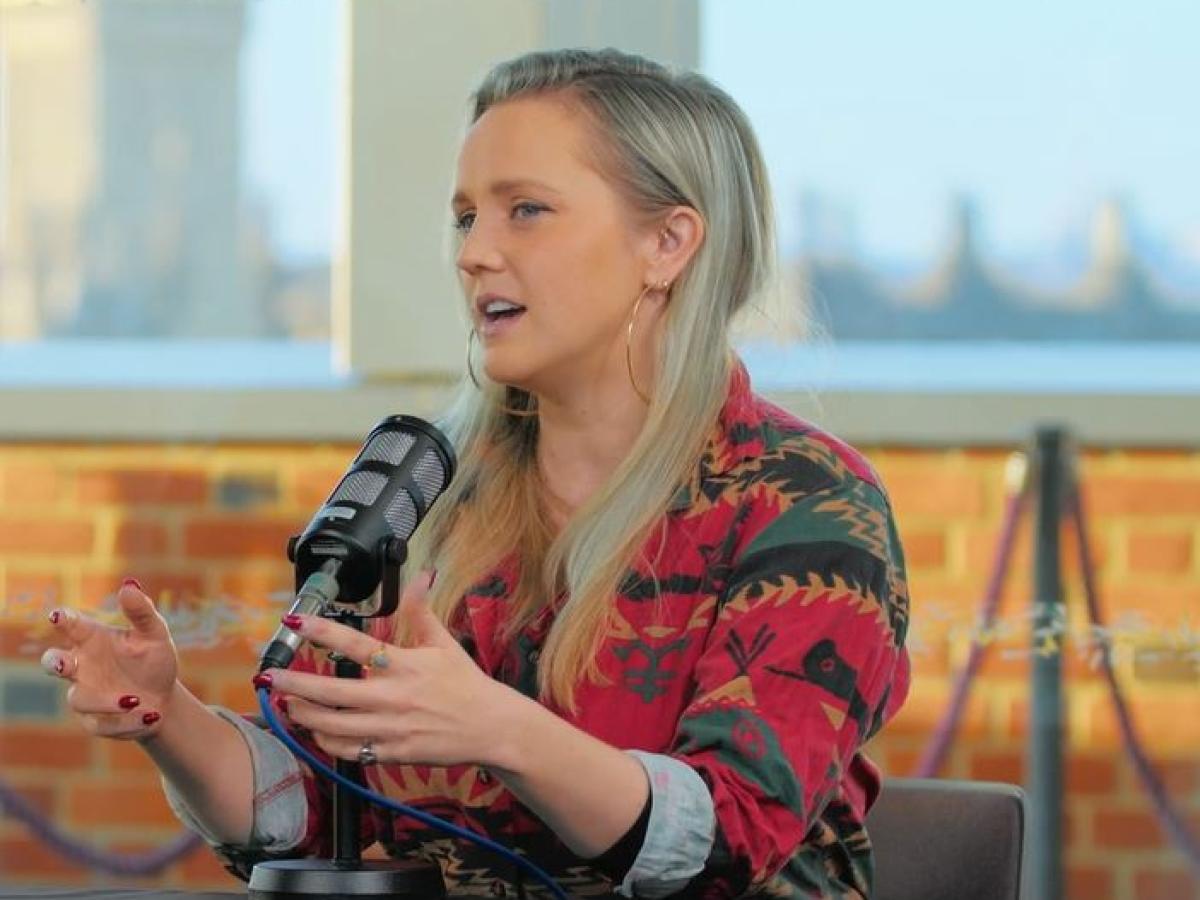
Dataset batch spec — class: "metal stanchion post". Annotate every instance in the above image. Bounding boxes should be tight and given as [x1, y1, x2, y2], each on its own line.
[1027, 427, 1066, 900]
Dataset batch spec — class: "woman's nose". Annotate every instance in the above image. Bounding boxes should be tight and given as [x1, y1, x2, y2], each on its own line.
[456, 217, 503, 275]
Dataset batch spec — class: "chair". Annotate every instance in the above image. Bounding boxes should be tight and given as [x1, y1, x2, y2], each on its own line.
[865, 777, 1026, 900]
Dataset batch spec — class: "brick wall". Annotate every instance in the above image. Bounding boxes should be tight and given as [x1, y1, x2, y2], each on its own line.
[0, 442, 1196, 897]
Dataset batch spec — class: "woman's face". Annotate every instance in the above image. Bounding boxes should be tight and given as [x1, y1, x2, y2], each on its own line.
[452, 95, 658, 400]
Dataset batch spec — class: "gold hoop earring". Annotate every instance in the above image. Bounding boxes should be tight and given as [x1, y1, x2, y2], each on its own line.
[467, 328, 538, 418]
[626, 283, 666, 405]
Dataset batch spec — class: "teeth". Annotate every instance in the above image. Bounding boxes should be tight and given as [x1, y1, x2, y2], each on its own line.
[484, 299, 523, 314]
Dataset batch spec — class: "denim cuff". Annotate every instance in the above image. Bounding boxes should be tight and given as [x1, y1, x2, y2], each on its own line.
[618, 751, 716, 898]
[161, 705, 307, 853]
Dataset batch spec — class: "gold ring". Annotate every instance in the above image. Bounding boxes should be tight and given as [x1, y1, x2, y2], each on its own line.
[366, 644, 390, 671]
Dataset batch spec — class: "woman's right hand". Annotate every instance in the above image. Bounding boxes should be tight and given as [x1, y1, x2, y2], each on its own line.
[42, 579, 180, 741]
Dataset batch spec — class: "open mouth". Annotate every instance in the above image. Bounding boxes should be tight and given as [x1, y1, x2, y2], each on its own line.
[481, 299, 526, 325]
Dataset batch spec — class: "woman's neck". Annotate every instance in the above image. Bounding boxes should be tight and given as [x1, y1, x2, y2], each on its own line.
[534, 384, 650, 524]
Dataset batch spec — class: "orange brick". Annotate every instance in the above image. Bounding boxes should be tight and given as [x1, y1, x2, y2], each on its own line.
[184, 517, 301, 560]
[900, 528, 947, 569]
[0, 463, 64, 505]
[292, 466, 347, 508]
[1155, 758, 1199, 795]
[968, 748, 1024, 784]
[1065, 753, 1118, 795]
[67, 781, 178, 828]
[178, 635, 260, 669]
[1133, 867, 1199, 900]
[879, 746, 923, 778]
[0, 726, 92, 768]
[3, 571, 65, 610]
[213, 680, 256, 712]
[0, 835, 89, 881]
[1067, 863, 1114, 899]
[217, 568, 294, 605]
[1093, 807, 1167, 850]
[1092, 581, 1200, 629]
[0, 621, 45, 660]
[103, 739, 159, 774]
[114, 519, 171, 557]
[1127, 530, 1194, 575]
[963, 525, 1032, 576]
[77, 468, 208, 505]
[1090, 696, 1200, 752]
[882, 470, 986, 518]
[0, 783, 56, 817]
[975, 646, 1033, 680]
[885, 682, 989, 739]
[0, 518, 94, 555]
[1085, 476, 1200, 517]
[79, 571, 207, 609]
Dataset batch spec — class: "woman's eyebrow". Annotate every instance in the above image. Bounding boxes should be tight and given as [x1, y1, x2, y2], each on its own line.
[451, 178, 563, 207]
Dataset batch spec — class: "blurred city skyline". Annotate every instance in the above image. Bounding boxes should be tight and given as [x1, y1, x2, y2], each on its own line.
[2, 0, 1196, 340]
[238, 1, 1199, 276]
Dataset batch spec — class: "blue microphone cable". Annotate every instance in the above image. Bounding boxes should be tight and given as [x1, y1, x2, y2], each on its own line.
[256, 686, 567, 900]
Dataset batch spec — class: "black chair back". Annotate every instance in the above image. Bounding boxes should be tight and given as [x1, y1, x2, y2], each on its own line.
[866, 777, 1026, 900]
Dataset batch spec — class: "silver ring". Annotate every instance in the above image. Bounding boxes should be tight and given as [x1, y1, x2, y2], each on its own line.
[357, 739, 378, 766]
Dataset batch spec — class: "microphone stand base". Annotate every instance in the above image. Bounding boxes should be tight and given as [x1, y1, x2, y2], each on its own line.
[248, 858, 446, 899]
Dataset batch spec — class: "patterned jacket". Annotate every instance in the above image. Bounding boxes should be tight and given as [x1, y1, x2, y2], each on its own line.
[216, 360, 911, 898]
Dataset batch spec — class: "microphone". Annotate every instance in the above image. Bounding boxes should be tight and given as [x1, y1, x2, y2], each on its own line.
[258, 415, 456, 672]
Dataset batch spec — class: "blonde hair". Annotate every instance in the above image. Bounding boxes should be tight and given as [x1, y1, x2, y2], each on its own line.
[405, 48, 778, 711]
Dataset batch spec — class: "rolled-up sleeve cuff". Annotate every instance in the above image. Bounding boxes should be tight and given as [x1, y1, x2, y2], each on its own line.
[161, 705, 307, 853]
[619, 750, 716, 899]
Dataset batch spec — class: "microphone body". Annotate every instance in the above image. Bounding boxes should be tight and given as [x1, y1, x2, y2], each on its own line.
[258, 415, 456, 672]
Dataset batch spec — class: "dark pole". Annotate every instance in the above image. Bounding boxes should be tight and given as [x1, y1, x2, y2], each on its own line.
[332, 616, 364, 867]
[1028, 427, 1066, 900]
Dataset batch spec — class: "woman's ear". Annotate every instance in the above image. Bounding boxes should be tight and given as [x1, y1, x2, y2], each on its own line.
[648, 206, 705, 287]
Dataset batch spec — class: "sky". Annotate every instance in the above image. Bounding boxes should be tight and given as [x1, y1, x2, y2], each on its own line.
[240, 0, 1200, 273]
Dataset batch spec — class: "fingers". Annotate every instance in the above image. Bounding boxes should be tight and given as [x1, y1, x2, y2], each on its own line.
[116, 580, 169, 640]
[66, 682, 146, 716]
[261, 667, 379, 709]
[397, 570, 457, 650]
[81, 709, 163, 741]
[286, 695, 391, 741]
[285, 614, 393, 670]
[40, 647, 77, 680]
[46, 606, 98, 646]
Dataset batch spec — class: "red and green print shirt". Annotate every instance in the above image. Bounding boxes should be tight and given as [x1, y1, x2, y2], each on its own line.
[215, 359, 911, 898]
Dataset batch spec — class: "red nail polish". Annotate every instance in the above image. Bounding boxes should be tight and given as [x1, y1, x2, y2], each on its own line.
[118, 695, 140, 710]
[48, 610, 61, 625]
[252, 672, 273, 689]
[141, 711, 161, 726]
[121, 577, 144, 592]
[281, 613, 303, 630]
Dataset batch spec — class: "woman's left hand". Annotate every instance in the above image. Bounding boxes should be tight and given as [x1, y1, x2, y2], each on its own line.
[259, 571, 514, 768]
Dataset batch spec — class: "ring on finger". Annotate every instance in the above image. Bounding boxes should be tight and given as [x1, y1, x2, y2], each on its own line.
[366, 643, 391, 671]
[41, 650, 73, 679]
[357, 738, 378, 766]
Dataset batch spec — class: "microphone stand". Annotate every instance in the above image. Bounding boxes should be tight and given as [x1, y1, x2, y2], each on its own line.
[248, 537, 446, 899]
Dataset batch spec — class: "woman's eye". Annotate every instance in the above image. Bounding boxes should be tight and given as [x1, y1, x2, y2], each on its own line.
[512, 202, 546, 220]
[453, 211, 476, 233]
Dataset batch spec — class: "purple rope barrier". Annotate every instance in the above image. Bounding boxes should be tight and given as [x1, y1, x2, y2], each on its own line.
[0, 773, 203, 875]
[913, 456, 1030, 778]
[1067, 477, 1200, 876]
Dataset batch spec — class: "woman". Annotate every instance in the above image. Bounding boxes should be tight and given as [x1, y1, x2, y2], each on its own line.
[43, 48, 910, 898]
